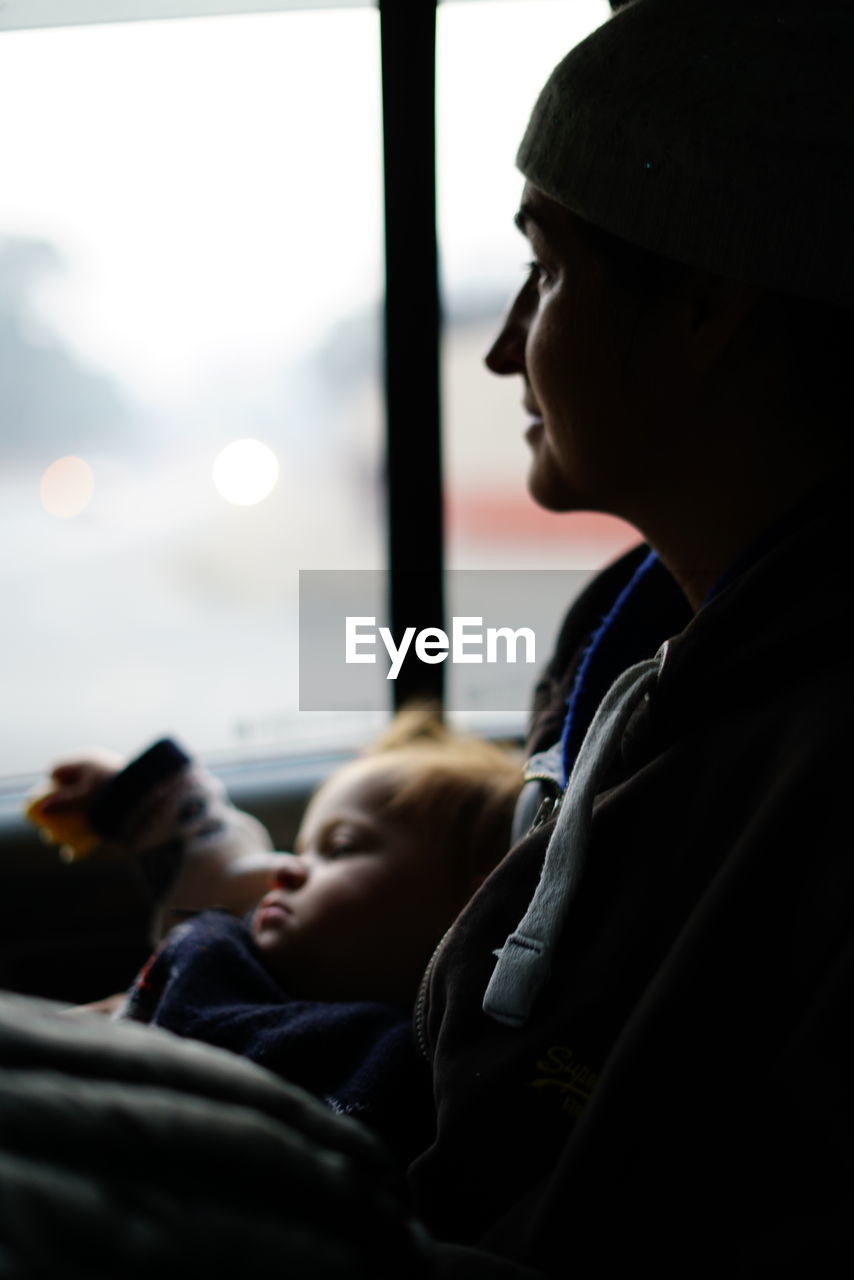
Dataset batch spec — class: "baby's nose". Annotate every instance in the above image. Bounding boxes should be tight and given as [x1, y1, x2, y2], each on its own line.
[273, 855, 309, 890]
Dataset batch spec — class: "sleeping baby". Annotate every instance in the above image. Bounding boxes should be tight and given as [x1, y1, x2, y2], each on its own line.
[27, 707, 521, 1160]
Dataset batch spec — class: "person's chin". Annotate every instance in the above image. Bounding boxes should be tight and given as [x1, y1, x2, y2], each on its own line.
[527, 460, 580, 513]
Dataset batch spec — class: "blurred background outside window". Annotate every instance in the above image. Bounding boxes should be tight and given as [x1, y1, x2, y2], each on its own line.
[0, 6, 385, 776]
[0, 0, 634, 781]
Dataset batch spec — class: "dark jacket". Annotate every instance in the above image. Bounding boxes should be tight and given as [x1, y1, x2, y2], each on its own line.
[412, 499, 854, 1278]
[123, 909, 434, 1164]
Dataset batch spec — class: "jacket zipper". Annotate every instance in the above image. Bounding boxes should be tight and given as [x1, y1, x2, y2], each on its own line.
[413, 767, 565, 1064]
[414, 923, 455, 1064]
[524, 776, 563, 832]
[415, 649, 670, 1063]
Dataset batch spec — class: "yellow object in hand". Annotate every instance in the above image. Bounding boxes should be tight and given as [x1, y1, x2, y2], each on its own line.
[24, 785, 100, 862]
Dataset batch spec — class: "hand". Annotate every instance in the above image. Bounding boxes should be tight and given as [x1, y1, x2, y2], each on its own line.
[44, 749, 125, 804]
[221, 851, 301, 916]
[25, 748, 124, 860]
[163, 848, 296, 921]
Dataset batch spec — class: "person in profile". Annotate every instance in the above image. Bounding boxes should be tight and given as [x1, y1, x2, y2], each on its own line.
[4, 2, 854, 1276]
[405, 0, 854, 1275]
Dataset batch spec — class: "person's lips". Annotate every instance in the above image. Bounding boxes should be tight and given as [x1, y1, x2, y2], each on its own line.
[524, 415, 545, 443]
[523, 396, 544, 437]
[254, 894, 293, 927]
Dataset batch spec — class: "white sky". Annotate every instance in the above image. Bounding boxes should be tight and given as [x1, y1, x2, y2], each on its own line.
[0, 1, 607, 403]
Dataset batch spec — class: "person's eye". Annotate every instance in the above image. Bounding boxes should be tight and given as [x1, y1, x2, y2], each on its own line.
[525, 259, 551, 289]
[323, 826, 363, 858]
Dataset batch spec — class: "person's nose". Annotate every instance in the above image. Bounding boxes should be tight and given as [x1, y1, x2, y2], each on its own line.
[273, 855, 309, 891]
[484, 276, 536, 376]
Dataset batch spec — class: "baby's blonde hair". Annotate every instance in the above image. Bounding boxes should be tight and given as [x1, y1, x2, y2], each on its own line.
[360, 702, 523, 879]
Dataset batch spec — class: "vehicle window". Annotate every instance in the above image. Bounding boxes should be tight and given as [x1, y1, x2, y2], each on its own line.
[1, 0, 638, 783]
[0, 6, 386, 777]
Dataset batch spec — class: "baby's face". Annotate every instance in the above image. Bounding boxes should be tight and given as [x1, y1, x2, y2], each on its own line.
[250, 755, 467, 1004]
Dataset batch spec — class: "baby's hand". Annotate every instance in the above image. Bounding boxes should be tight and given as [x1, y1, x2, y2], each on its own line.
[24, 748, 124, 861]
[160, 831, 287, 923]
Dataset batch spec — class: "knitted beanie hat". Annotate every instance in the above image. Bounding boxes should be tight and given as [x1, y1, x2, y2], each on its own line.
[517, 0, 854, 305]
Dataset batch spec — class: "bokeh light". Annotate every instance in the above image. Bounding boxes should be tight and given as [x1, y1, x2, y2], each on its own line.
[212, 438, 280, 506]
[40, 456, 95, 518]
